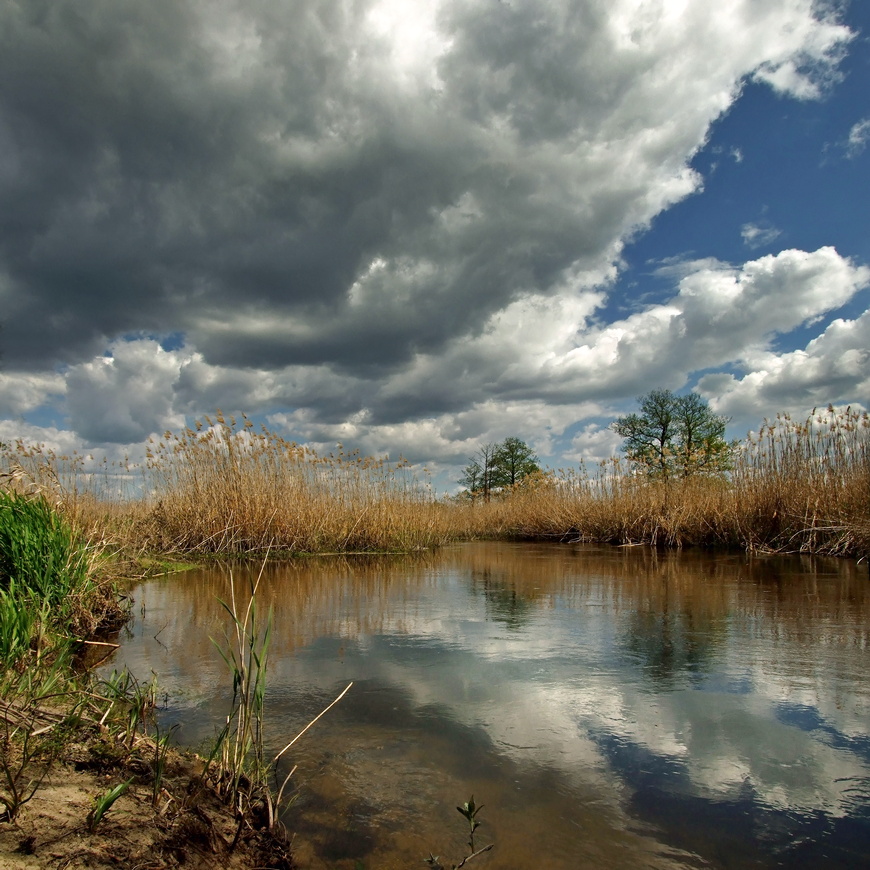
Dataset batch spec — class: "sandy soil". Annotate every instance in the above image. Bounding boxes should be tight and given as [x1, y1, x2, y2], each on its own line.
[0, 737, 295, 870]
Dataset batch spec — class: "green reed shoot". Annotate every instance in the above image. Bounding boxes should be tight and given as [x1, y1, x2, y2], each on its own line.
[151, 723, 178, 808]
[86, 778, 133, 832]
[91, 669, 157, 749]
[210, 568, 273, 814]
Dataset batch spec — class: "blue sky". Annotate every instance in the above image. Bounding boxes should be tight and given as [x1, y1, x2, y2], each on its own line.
[1, 0, 868, 490]
[633, 26, 870, 274]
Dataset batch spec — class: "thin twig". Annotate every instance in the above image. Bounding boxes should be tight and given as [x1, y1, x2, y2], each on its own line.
[273, 682, 353, 761]
[456, 843, 494, 867]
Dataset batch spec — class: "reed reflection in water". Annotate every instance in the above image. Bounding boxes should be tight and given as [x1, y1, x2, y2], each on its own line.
[106, 542, 870, 869]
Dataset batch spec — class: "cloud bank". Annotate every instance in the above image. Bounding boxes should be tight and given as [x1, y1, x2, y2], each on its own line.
[0, 0, 865, 475]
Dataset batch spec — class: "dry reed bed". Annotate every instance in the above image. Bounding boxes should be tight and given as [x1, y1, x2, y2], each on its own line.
[137, 414, 456, 554]
[469, 408, 870, 557]
[2, 407, 868, 559]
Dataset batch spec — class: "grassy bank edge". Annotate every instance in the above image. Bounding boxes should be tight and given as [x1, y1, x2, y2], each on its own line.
[0, 492, 295, 869]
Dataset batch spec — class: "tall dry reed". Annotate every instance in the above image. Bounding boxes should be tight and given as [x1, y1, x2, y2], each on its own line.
[462, 407, 870, 557]
[138, 413, 456, 554]
[3, 407, 867, 559]
[731, 406, 870, 555]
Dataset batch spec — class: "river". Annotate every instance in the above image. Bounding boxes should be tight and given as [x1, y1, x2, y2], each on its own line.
[103, 541, 870, 869]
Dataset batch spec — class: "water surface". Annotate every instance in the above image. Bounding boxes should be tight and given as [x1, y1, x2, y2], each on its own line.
[105, 542, 870, 869]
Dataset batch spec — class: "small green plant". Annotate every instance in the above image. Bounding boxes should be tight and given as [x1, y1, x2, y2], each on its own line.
[209, 568, 273, 816]
[0, 670, 82, 822]
[91, 669, 157, 749]
[0, 721, 48, 822]
[86, 778, 133, 832]
[151, 722, 178, 808]
[458, 795, 483, 852]
[124, 675, 157, 749]
[425, 795, 493, 869]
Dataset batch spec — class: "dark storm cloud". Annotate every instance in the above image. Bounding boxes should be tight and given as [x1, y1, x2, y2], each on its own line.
[0, 1, 375, 361]
[1, 0, 863, 464]
[0, 0, 683, 375]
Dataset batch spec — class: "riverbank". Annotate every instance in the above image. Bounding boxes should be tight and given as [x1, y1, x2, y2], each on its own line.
[0, 490, 295, 869]
[0, 731, 293, 870]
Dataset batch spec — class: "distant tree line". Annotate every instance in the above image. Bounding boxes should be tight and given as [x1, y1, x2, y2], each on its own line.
[459, 391, 733, 496]
[460, 437, 541, 500]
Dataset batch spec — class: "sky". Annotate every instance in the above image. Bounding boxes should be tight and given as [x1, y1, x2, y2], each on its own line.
[1, 0, 869, 491]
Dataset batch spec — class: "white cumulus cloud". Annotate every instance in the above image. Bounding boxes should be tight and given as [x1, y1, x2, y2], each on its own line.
[65, 341, 187, 444]
[846, 118, 870, 158]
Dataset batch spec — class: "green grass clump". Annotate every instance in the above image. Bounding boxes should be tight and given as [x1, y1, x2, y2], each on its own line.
[0, 490, 112, 668]
[0, 492, 92, 603]
[0, 581, 49, 665]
